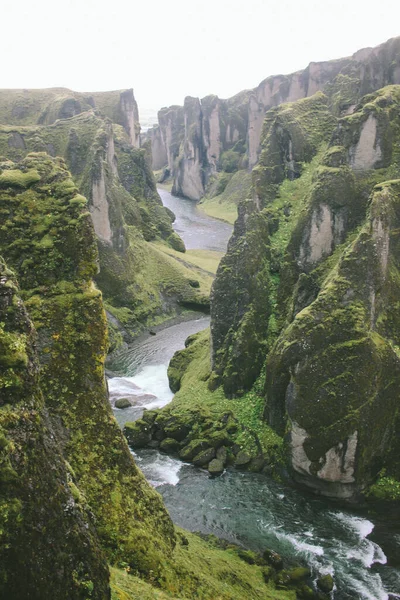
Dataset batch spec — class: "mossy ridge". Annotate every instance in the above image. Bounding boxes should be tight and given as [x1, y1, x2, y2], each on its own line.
[266, 181, 400, 494]
[0, 105, 201, 337]
[0, 154, 176, 577]
[210, 199, 271, 397]
[110, 528, 296, 600]
[0, 87, 96, 127]
[253, 93, 337, 205]
[208, 94, 339, 399]
[0, 258, 110, 599]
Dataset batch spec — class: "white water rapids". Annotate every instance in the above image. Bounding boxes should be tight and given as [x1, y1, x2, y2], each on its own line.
[107, 188, 400, 599]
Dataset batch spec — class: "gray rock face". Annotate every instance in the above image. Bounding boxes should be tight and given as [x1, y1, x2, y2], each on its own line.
[118, 89, 140, 147]
[172, 97, 205, 200]
[150, 36, 400, 198]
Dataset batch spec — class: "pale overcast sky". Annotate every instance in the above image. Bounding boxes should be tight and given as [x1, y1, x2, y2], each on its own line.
[2, 0, 400, 113]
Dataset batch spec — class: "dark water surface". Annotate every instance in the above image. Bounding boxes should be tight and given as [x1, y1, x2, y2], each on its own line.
[107, 190, 400, 599]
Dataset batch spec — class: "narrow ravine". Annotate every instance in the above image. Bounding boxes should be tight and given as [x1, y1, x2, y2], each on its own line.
[107, 189, 400, 600]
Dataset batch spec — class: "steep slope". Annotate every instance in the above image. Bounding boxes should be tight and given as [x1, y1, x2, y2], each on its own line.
[207, 83, 400, 499]
[0, 87, 140, 145]
[0, 89, 209, 340]
[0, 259, 110, 599]
[149, 36, 400, 203]
[0, 154, 176, 580]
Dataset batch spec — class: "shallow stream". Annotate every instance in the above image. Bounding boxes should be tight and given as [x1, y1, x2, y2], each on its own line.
[107, 189, 400, 599]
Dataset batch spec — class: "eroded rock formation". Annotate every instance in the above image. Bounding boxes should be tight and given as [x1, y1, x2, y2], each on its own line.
[150, 36, 400, 200]
[209, 82, 400, 499]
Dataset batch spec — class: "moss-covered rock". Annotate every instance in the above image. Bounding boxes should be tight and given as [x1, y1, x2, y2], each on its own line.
[0, 89, 195, 338]
[266, 180, 400, 498]
[114, 397, 132, 409]
[0, 154, 176, 578]
[192, 447, 216, 466]
[0, 259, 110, 599]
[210, 198, 271, 396]
[316, 574, 334, 593]
[208, 458, 225, 475]
[124, 420, 153, 448]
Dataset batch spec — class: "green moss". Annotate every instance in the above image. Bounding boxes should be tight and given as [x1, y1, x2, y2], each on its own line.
[0, 155, 176, 581]
[210, 199, 271, 396]
[200, 170, 251, 224]
[0, 168, 40, 188]
[368, 471, 400, 501]
[266, 181, 400, 489]
[110, 527, 295, 599]
[0, 258, 111, 599]
[254, 93, 336, 204]
[149, 328, 283, 466]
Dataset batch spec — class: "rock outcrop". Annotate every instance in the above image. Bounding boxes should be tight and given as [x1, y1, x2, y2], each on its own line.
[150, 36, 400, 200]
[0, 88, 210, 338]
[0, 258, 110, 599]
[208, 82, 400, 499]
[0, 154, 176, 594]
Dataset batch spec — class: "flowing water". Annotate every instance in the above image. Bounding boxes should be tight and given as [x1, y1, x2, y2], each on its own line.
[158, 187, 233, 251]
[107, 189, 400, 599]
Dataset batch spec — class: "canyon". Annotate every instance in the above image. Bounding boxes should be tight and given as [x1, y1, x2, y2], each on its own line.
[1, 34, 400, 600]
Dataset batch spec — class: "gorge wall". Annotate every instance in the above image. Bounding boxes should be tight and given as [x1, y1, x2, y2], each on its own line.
[149, 36, 400, 201]
[0, 87, 208, 344]
[208, 80, 400, 500]
[0, 154, 176, 598]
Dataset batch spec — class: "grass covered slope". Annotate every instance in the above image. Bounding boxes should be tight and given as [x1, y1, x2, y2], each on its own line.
[199, 170, 252, 224]
[0, 154, 175, 577]
[124, 328, 283, 479]
[110, 529, 296, 600]
[0, 259, 110, 600]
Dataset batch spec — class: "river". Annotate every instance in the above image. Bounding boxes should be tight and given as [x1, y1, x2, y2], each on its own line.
[107, 188, 400, 600]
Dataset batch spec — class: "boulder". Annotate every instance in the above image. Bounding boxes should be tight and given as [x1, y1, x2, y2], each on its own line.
[248, 456, 265, 472]
[123, 420, 152, 448]
[179, 439, 210, 461]
[216, 446, 228, 463]
[164, 419, 192, 442]
[207, 430, 233, 448]
[193, 447, 216, 467]
[142, 409, 158, 424]
[235, 451, 251, 467]
[114, 397, 132, 409]
[159, 438, 181, 453]
[263, 549, 283, 570]
[317, 574, 334, 593]
[208, 459, 225, 476]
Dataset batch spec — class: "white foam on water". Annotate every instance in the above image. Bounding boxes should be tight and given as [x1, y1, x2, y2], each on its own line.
[344, 573, 388, 600]
[130, 365, 174, 407]
[108, 377, 142, 397]
[304, 531, 314, 538]
[131, 450, 182, 487]
[109, 365, 173, 410]
[332, 512, 374, 539]
[274, 530, 325, 557]
[331, 512, 387, 568]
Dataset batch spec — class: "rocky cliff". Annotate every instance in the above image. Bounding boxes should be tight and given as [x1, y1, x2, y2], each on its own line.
[150, 36, 400, 201]
[0, 258, 110, 599]
[208, 80, 400, 500]
[0, 88, 208, 341]
[0, 154, 176, 597]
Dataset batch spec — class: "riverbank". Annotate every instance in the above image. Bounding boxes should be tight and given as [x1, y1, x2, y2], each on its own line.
[107, 188, 400, 599]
